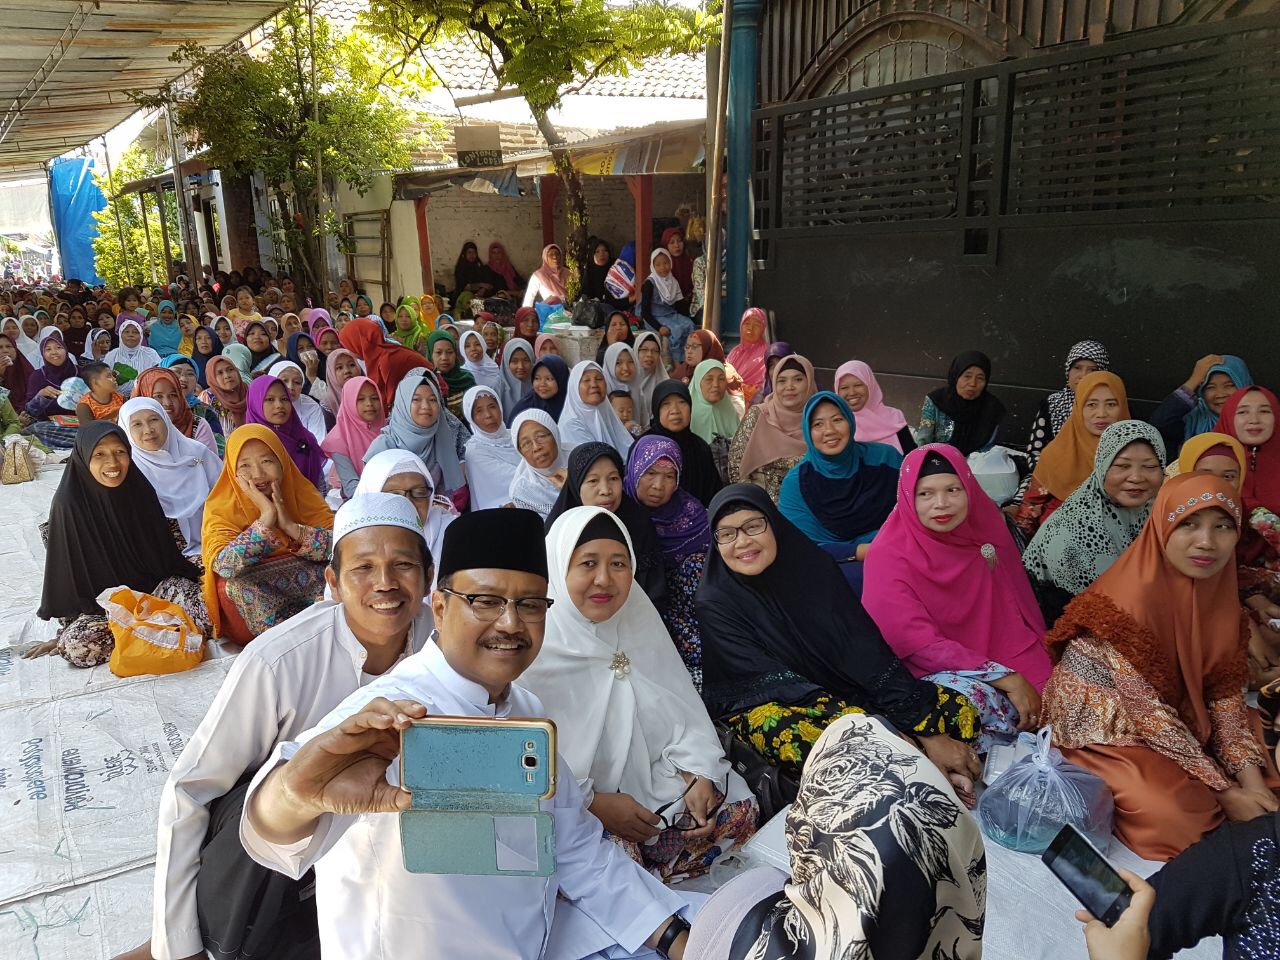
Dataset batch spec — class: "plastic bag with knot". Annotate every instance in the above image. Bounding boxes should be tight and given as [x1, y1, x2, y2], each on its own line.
[976, 726, 1114, 854]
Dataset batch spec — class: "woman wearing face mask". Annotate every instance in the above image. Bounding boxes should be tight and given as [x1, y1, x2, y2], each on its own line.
[728, 354, 817, 503]
[1023, 421, 1167, 625]
[865, 446, 1053, 752]
[1042, 472, 1280, 862]
[1013, 371, 1131, 538]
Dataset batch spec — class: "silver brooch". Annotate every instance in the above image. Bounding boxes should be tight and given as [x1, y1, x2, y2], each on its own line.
[610, 651, 631, 680]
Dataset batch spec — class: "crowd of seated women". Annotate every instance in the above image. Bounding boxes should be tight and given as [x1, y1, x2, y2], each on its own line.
[11, 265, 1280, 960]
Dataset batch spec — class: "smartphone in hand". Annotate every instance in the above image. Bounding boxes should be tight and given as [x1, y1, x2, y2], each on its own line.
[1042, 824, 1133, 927]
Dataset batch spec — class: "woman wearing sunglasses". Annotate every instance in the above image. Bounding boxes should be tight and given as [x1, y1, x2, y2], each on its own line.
[521, 506, 757, 881]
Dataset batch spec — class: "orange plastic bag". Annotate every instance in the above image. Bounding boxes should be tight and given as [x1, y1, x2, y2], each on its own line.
[100, 587, 205, 677]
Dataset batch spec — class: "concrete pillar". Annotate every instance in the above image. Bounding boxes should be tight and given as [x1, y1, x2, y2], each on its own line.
[724, 0, 764, 338]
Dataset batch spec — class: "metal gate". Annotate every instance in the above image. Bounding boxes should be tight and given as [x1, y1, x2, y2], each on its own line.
[342, 208, 391, 303]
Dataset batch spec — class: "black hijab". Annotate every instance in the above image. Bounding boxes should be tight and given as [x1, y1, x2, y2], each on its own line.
[643, 379, 724, 507]
[584, 237, 612, 301]
[545, 441, 669, 612]
[39, 421, 200, 620]
[694, 483, 940, 729]
[593, 310, 635, 365]
[507, 355, 569, 425]
[925, 350, 1006, 456]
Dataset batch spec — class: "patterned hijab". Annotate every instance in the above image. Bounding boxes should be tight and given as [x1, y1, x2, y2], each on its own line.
[624, 435, 711, 562]
[1045, 340, 1111, 433]
[1023, 420, 1167, 596]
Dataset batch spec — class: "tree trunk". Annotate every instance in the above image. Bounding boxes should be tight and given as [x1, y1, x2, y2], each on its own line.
[533, 108, 589, 302]
[274, 185, 321, 304]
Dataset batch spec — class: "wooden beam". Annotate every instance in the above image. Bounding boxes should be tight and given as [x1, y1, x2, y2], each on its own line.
[414, 195, 433, 295]
[626, 174, 654, 290]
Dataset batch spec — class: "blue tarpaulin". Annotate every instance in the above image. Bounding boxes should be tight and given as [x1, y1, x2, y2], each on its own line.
[49, 157, 106, 284]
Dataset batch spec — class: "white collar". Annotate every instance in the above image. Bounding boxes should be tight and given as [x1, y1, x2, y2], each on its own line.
[421, 634, 513, 715]
[338, 602, 432, 676]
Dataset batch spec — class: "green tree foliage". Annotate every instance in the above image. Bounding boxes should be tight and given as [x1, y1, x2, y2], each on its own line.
[136, 2, 433, 301]
[92, 145, 182, 288]
[362, 0, 720, 299]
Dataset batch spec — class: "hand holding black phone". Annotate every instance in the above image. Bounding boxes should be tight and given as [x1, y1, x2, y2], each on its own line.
[1041, 824, 1133, 927]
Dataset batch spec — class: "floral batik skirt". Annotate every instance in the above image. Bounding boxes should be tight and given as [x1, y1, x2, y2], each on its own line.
[608, 791, 758, 883]
[726, 686, 979, 780]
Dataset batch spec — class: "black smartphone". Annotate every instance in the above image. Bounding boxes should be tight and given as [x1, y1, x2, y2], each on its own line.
[1041, 824, 1133, 928]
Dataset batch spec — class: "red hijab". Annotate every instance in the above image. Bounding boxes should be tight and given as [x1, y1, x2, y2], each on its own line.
[661, 227, 694, 300]
[1214, 385, 1280, 563]
[338, 317, 430, 409]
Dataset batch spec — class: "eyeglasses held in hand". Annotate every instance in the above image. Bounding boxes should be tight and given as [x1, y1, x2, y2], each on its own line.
[654, 777, 725, 832]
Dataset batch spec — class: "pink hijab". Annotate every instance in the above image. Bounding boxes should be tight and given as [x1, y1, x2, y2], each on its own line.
[834, 360, 910, 453]
[726, 307, 769, 392]
[531, 244, 568, 303]
[863, 444, 1052, 688]
[322, 347, 361, 413]
[321, 375, 385, 475]
[306, 308, 334, 335]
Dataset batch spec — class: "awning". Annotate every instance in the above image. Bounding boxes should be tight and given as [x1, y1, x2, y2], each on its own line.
[0, 0, 288, 184]
[514, 119, 707, 177]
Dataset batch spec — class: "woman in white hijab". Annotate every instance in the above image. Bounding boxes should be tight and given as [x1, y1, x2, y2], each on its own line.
[507, 408, 567, 518]
[103, 318, 161, 375]
[355, 448, 456, 587]
[458, 329, 504, 393]
[631, 330, 669, 430]
[521, 506, 756, 881]
[461, 385, 521, 509]
[498, 336, 533, 415]
[119, 397, 223, 557]
[557, 360, 634, 455]
[602, 340, 640, 396]
[269, 359, 328, 442]
[2, 316, 40, 366]
[81, 327, 113, 363]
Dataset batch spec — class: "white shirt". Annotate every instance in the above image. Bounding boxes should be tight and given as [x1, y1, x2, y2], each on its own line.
[150, 602, 433, 960]
[296, 391, 329, 443]
[240, 640, 686, 960]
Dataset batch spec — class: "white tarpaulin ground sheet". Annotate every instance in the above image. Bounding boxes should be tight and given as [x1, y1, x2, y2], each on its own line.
[0, 463, 1229, 959]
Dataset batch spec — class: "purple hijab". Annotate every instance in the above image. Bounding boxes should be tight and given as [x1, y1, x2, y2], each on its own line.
[245, 374, 326, 488]
[751, 340, 794, 406]
[27, 328, 79, 396]
[624, 435, 711, 562]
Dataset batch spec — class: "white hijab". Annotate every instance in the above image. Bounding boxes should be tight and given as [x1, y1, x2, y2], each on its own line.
[459, 329, 504, 393]
[630, 331, 669, 429]
[602, 341, 639, 397]
[269, 359, 328, 442]
[498, 337, 533, 415]
[355, 449, 455, 586]
[507, 408, 567, 518]
[81, 328, 112, 363]
[461, 385, 521, 510]
[557, 360, 634, 456]
[3, 317, 40, 365]
[648, 249, 683, 305]
[520, 507, 729, 810]
[118, 397, 223, 557]
[104, 319, 161, 372]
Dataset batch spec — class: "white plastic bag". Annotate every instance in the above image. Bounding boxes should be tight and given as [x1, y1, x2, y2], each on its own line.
[976, 726, 1114, 854]
[968, 446, 1019, 504]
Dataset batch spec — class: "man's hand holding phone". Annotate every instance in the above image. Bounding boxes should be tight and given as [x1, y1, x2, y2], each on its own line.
[1077, 869, 1155, 960]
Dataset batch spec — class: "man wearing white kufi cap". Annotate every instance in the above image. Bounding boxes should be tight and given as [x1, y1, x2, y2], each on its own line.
[131, 493, 434, 960]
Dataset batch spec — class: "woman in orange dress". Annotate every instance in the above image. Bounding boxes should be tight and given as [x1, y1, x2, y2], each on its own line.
[1042, 472, 1279, 861]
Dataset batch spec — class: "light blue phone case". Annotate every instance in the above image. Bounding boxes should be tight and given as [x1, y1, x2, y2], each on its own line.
[399, 717, 557, 877]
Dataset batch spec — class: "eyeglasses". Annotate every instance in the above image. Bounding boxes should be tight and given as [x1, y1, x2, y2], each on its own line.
[654, 777, 725, 831]
[712, 516, 769, 545]
[389, 486, 433, 503]
[440, 588, 555, 623]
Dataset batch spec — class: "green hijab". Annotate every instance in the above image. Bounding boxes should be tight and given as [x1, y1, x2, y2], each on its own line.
[425, 329, 476, 397]
[390, 301, 431, 352]
[690, 359, 741, 444]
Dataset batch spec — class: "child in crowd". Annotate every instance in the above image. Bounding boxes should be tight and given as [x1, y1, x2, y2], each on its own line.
[73, 362, 125, 424]
[609, 388, 642, 438]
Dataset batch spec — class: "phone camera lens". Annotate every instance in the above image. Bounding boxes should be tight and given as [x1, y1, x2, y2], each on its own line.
[522, 754, 538, 769]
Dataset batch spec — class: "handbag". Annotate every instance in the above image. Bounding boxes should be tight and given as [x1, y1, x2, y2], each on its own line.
[1, 435, 36, 484]
[100, 586, 205, 677]
[716, 722, 799, 822]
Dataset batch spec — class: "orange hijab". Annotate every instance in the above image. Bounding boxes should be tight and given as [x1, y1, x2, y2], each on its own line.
[1032, 371, 1130, 501]
[1065, 473, 1243, 742]
[200, 424, 334, 635]
[738, 354, 816, 480]
[1176, 432, 1247, 490]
